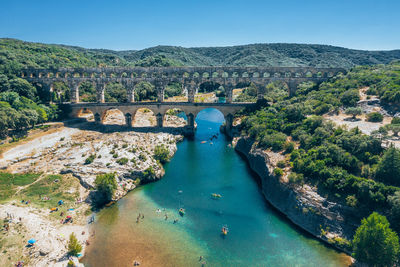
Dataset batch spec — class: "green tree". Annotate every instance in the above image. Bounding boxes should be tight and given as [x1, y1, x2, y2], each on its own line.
[153, 144, 170, 163]
[367, 112, 383, 122]
[94, 173, 117, 204]
[9, 78, 36, 100]
[352, 212, 399, 267]
[68, 233, 82, 256]
[105, 83, 127, 102]
[340, 89, 360, 107]
[375, 147, 400, 186]
[388, 191, 400, 232]
[345, 107, 362, 119]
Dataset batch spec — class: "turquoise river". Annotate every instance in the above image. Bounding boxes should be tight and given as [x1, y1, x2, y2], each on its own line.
[82, 109, 351, 267]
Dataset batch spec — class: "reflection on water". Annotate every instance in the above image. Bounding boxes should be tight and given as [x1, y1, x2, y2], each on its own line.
[83, 108, 351, 267]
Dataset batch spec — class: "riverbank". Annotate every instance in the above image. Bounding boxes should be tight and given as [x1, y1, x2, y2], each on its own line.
[0, 111, 186, 266]
[234, 136, 359, 256]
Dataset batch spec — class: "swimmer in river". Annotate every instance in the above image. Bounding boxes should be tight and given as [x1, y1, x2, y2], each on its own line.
[173, 219, 178, 224]
[165, 214, 168, 220]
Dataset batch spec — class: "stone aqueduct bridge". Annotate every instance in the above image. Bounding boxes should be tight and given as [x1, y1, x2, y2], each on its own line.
[21, 66, 345, 132]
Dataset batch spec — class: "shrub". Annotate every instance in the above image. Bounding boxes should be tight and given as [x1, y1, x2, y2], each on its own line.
[288, 172, 304, 185]
[122, 143, 128, 148]
[352, 212, 399, 266]
[277, 160, 286, 168]
[273, 168, 283, 177]
[116, 157, 128, 165]
[139, 153, 147, 161]
[284, 141, 295, 153]
[345, 195, 358, 207]
[94, 173, 117, 204]
[153, 144, 170, 164]
[84, 154, 95, 165]
[391, 117, 400, 124]
[130, 158, 136, 164]
[142, 166, 156, 180]
[366, 112, 383, 122]
[112, 153, 118, 158]
[68, 233, 82, 256]
[340, 90, 360, 107]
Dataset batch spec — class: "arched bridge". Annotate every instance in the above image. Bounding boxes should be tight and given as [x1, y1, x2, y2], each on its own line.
[20, 66, 345, 134]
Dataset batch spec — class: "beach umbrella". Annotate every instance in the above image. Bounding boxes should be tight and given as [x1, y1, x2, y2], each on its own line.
[28, 239, 36, 244]
[66, 216, 72, 219]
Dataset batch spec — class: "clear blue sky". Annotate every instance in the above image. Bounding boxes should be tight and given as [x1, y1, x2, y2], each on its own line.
[1, 0, 399, 51]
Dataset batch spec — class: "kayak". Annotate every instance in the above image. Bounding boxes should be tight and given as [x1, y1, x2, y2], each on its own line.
[211, 193, 222, 199]
[221, 226, 229, 236]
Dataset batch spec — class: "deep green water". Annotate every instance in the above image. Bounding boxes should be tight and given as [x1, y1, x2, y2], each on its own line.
[83, 109, 350, 267]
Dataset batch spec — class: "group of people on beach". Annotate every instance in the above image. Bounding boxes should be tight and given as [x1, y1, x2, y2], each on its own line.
[136, 213, 144, 223]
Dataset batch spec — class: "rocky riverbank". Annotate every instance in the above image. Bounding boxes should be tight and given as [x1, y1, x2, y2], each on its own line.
[0, 111, 186, 266]
[234, 136, 361, 255]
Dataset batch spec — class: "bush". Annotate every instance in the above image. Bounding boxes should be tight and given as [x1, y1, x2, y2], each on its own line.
[340, 90, 360, 107]
[391, 117, 400, 124]
[153, 144, 170, 164]
[139, 153, 147, 161]
[288, 172, 304, 185]
[273, 168, 283, 177]
[352, 212, 399, 266]
[277, 160, 286, 168]
[68, 233, 82, 256]
[366, 112, 383, 122]
[116, 157, 128, 165]
[345, 195, 358, 207]
[284, 141, 295, 153]
[94, 173, 117, 204]
[84, 154, 95, 165]
[142, 166, 156, 180]
[260, 132, 287, 151]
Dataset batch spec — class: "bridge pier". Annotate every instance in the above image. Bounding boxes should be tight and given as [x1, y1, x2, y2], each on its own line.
[94, 113, 101, 124]
[69, 81, 80, 103]
[125, 113, 132, 127]
[156, 113, 163, 127]
[96, 83, 105, 103]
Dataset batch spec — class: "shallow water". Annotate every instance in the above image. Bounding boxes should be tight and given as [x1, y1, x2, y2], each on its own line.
[83, 109, 351, 267]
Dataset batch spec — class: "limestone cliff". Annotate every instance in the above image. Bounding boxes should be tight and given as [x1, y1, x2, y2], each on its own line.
[234, 137, 362, 253]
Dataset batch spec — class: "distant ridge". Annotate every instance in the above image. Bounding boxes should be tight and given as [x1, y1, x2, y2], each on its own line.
[1, 38, 400, 70]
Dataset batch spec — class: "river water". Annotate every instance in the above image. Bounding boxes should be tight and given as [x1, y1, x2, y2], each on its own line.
[82, 108, 351, 267]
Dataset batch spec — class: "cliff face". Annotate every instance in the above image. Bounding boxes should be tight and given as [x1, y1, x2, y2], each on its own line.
[234, 137, 362, 253]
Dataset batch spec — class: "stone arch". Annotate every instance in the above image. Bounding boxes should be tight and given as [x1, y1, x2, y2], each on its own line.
[163, 108, 187, 127]
[252, 72, 260, 78]
[104, 81, 127, 103]
[232, 72, 239, 78]
[194, 108, 226, 129]
[49, 81, 70, 103]
[202, 72, 210, 78]
[101, 108, 126, 125]
[265, 80, 289, 99]
[193, 72, 200, 78]
[76, 108, 95, 122]
[198, 81, 223, 103]
[134, 81, 157, 102]
[242, 72, 249, 78]
[132, 108, 157, 127]
[263, 72, 270, 78]
[79, 81, 96, 102]
[305, 71, 313, 78]
[222, 72, 229, 78]
[164, 82, 185, 101]
[212, 72, 219, 78]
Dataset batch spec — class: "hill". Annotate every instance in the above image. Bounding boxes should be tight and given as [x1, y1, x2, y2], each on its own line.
[1, 38, 400, 71]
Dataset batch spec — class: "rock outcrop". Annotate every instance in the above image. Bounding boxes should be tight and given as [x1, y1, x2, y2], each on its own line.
[235, 137, 362, 253]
